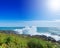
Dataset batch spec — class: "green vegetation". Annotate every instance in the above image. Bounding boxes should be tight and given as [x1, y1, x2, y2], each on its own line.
[0, 32, 59, 48]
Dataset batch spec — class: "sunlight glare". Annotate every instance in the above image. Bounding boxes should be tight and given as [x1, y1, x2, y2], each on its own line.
[47, 0, 60, 12]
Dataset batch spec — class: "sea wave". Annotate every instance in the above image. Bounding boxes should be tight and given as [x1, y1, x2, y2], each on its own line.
[14, 26, 60, 41]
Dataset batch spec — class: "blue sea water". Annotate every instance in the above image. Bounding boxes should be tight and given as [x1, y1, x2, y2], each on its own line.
[0, 27, 60, 34]
[0, 27, 50, 31]
[0, 27, 24, 30]
[37, 27, 60, 34]
[0, 27, 59, 33]
[0, 27, 58, 31]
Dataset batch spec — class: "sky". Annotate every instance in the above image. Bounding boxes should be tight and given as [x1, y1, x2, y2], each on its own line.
[0, 0, 46, 21]
[0, 0, 60, 27]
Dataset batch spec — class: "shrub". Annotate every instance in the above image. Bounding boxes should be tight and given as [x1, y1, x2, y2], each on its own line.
[27, 38, 43, 48]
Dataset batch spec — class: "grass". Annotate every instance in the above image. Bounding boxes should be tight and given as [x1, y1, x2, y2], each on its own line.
[0, 32, 59, 48]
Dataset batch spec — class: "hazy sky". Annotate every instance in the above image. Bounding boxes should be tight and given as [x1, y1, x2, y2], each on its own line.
[0, 0, 60, 26]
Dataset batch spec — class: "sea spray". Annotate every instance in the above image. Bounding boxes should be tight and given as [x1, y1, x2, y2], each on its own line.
[14, 26, 60, 41]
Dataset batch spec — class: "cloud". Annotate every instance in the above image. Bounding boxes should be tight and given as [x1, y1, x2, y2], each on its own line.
[0, 20, 60, 27]
[17, 20, 60, 27]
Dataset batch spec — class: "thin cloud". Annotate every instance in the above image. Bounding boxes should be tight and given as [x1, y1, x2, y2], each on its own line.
[0, 20, 60, 27]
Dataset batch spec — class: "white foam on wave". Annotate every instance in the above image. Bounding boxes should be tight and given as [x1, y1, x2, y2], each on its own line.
[40, 33, 60, 41]
[14, 29, 23, 34]
[14, 26, 60, 41]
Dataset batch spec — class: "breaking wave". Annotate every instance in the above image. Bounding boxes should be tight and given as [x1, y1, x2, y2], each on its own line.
[14, 26, 60, 41]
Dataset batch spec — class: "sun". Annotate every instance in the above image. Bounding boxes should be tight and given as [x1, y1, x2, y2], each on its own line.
[47, 0, 60, 12]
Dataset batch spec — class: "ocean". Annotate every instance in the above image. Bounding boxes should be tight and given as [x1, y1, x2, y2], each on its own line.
[0, 27, 24, 30]
[0, 27, 59, 35]
[0, 27, 60, 41]
[0, 27, 60, 33]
